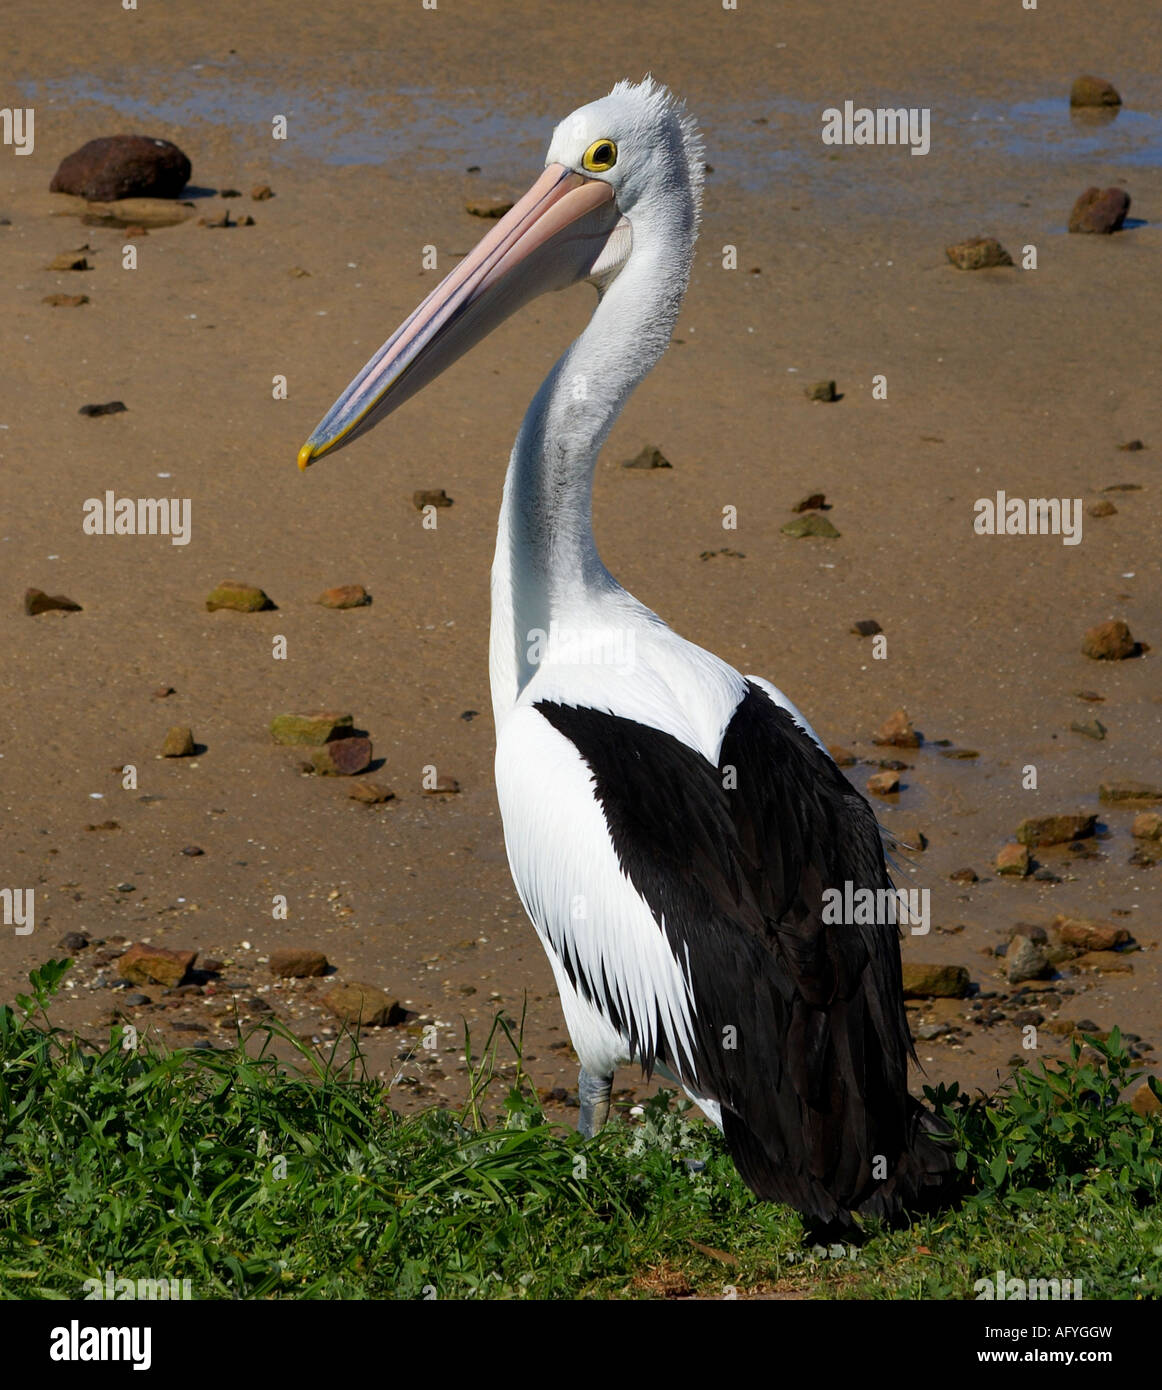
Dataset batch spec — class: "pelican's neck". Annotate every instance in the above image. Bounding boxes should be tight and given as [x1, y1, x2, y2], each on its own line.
[490, 234, 692, 720]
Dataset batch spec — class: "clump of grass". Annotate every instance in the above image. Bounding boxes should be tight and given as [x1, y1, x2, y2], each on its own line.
[1, 960, 1159, 1300]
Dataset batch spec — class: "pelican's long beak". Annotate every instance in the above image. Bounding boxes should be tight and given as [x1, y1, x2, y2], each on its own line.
[297, 164, 623, 468]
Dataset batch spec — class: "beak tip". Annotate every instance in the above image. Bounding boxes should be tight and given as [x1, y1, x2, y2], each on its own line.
[297, 442, 315, 471]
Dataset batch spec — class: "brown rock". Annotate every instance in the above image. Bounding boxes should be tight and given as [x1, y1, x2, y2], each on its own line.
[794, 492, 827, 512]
[874, 708, 921, 748]
[413, 488, 452, 509]
[78, 198, 188, 229]
[623, 446, 672, 470]
[316, 584, 371, 609]
[1073, 950, 1134, 974]
[269, 948, 329, 979]
[901, 963, 971, 999]
[996, 843, 1031, 877]
[270, 712, 354, 746]
[46, 252, 89, 271]
[206, 581, 273, 612]
[852, 619, 882, 637]
[1100, 780, 1162, 803]
[424, 776, 461, 795]
[1052, 916, 1131, 951]
[161, 725, 195, 757]
[1068, 187, 1131, 235]
[1131, 1082, 1161, 1118]
[949, 867, 978, 883]
[78, 401, 127, 417]
[1069, 76, 1122, 108]
[1016, 814, 1096, 847]
[1117, 439, 1145, 452]
[466, 197, 514, 218]
[24, 588, 82, 615]
[50, 135, 191, 201]
[251, 184, 274, 200]
[1007, 934, 1049, 985]
[827, 746, 857, 767]
[153, 685, 175, 698]
[1070, 719, 1106, 741]
[322, 982, 404, 1027]
[867, 770, 900, 796]
[348, 781, 395, 804]
[945, 236, 1013, 270]
[805, 379, 838, 402]
[781, 513, 840, 538]
[310, 737, 373, 776]
[1131, 812, 1162, 840]
[119, 943, 197, 988]
[1081, 619, 1136, 660]
[42, 293, 90, 306]
[1088, 500, 1117, 518]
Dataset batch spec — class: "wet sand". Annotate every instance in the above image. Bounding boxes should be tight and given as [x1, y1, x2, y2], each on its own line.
[2, 0, 1160, 1119]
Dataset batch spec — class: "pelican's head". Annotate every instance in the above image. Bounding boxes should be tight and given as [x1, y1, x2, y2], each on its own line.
[298, 77, 702, 468]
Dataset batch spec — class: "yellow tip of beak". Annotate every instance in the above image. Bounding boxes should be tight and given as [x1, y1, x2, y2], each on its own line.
[297, 442, 315, 471]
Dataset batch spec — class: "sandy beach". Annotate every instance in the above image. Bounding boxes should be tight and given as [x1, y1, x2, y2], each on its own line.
[2, 0, 1160, 1121]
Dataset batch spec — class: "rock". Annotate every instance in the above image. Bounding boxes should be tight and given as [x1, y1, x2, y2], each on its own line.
[120, 993, 152, 1008]
[996, 843, 1031, 877]
[1007, 934, 1049, 984]
[1068, 187, 1130, 235]
[874, 708, 921, 748]
[781, 513, 840, 538]
[465, 197, 513, 218]
[867, 770, 900, 796]
[1070, 76, 1122, 108]
[1016, 814, 1096, 847]
[219, 188, 242, 198]
[1073, 950, 1134, 974]
[1131, 1082, 1161, 1118]
[348, 781, 395, 804]
[1088, 500, 1117, 518]
[76, 198, 189, 229]
[794, 492, 827, 512]
[1052, 916, 1131, 951]
[1081, 619, 1136, 660]
[316, 584, 371, 609]
[78, 401, 127, 417]
[413, 488, 452, 509]
[945, 236, 1013, 270]
[949, 867, 978, 883]
[1011, 923, 1048, 944]
[57, 932, 90, 952]
[180, 845, 204, 856]
[205, 581, 273, 612]
[197, 210, 254, 228]
[269, 948, 329, 979]
[270, 712, 354, 746]
[700, 548, 746, 559]
[623, 445, 672, 470]
[161, 726, 195, 757]
[42, 293, 90, 307]
[119, 943, 197, 988]
[805, 379, 838, 402]
[852, 619, 882, 637]
[322, 982, 404, 1027]
[85, 820, 120, 831]
[46, 251, 90, 271]
[916, 1023, 950, 1041]
[424, 776, 461, 795]
[309, 738, 373, 776]
[1118, 439, 1145, 452]
[50, 135, 191, 201]
[1070, 719, 1107, 740]
[289, 266, 311, 278]
[828, 746, 857, 767]
[251, 184, 274, 200]
[901, 963, 970, 999]
[1010, 1009, 1044, 1028]
[1131, 812, 1162, 840]
[1100, 780, 1162, 803]
[893, 826, 927, 851]
[153, 685, 175, 698]
[941, 748, 979, 760]
[24, 588, 82, 615]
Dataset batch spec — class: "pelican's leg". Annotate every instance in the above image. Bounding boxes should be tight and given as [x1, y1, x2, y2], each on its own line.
[578, 1067, 613, 1138]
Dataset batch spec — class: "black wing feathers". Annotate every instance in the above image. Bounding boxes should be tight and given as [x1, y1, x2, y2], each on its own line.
[535, 682, 952, 1229]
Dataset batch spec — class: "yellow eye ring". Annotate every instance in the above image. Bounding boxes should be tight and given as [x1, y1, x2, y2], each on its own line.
[581, 138, 618, 173]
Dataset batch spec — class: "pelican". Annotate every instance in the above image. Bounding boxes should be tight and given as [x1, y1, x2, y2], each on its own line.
[298, 78, 950, 1232]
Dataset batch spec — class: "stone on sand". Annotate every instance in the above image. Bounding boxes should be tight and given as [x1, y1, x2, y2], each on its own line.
[309, 738, 373, 776]
[323, 982, 404, 1027]
[1052, 916, 1131, 952]
[1088, 500, 1117, 518]
[1131, 812, 1162, 840]
[316, 584, 371, 608]
[269, 948, 329, 979]
[50, 135, 192, 201]
[867, 770, 899, 796]
[1068, 187, 1130, 235]
[78, 401, 127, 417]
[119, 943, 197, 988]
[1081, 619, 1135, 660]
[623, 445, 672, 470]
[1073, 950, 1134, 974]
[1015, 813, 1096, 847]
[42, 293, 89, 306]
[24, 588, 82, 615]
[161, 725, 195, 757]
[465, 197, 513, 218]
[348, 781, 395, 804]
[874, 708, 921, 748]
[270, 712, 354, 746]
[996, 843, 1031, 877]
[1099, 780, 1162, 804]
[781, 513, 840, 538]
[805, 379, 838, 402]
[251, 184, 274, 200]
[1069, 76, 1122, 108]
[901, 963, 970, 999]
[205, 581, 273, 612]
[945, 236, 1012, 270]
[1006, 934, 1049, 985]
[46, 251, 89, 271]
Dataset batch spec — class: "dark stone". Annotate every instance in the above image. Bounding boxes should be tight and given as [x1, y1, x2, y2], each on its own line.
[1068, 187, 1130, 235]
[50, 135, 192, 201]
[78, 401, 127, 417]
[24, 588, 82, 615]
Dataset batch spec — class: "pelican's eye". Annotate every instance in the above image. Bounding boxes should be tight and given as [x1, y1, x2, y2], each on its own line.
[581, 138, 618, 173]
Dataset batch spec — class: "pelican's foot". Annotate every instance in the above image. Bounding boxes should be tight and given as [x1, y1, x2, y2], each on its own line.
[577, 1067, 613, 1138]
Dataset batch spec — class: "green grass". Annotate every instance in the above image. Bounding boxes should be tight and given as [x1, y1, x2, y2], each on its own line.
[1, 959, 1160, 1300]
